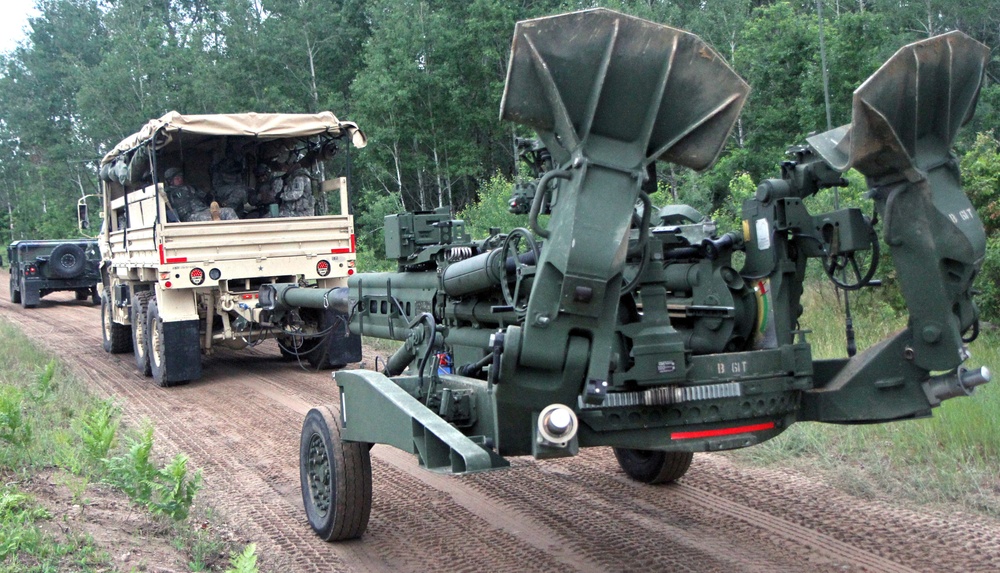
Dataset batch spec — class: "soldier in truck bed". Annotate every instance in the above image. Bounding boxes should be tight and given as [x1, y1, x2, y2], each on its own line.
[164, 167, 238, 222]
[277, 164, 315, 218]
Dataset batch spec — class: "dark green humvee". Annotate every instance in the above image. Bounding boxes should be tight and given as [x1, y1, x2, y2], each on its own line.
[7, 240, 101, 308]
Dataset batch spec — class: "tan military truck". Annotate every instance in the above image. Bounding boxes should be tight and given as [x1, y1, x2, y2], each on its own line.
[97, 111, 366, 386]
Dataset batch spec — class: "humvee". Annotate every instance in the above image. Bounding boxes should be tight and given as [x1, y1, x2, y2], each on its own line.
[7, 239, 101, 308]
[97, 111, 366, 386]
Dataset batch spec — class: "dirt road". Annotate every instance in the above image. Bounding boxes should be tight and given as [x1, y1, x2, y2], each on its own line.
[3, 282, 999, 573]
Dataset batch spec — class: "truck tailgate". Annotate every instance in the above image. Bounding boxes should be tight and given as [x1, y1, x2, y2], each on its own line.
[160, 216, 353, 263]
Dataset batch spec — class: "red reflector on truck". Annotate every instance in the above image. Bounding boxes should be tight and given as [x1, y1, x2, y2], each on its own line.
[158, 244, 188, 264]
[671, 422, 775, 440]
[331, 234, 357, 255]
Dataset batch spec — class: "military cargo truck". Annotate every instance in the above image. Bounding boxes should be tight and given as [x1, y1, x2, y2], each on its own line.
[7, 239, 101, 308]
[97, 111, 366, 386]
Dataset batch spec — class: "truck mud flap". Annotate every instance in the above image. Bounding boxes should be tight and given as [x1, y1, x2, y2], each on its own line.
[319, 308, 362, 367]
[161, 319, 202, 383]
[21, 283, 40, 307]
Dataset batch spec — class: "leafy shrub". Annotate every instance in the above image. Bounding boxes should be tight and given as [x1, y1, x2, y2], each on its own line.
[78, 400, 120, 465]
[225, 544, 260, 573]
[104, 427, 202, 522]
[150, 454, 202, 522]
[104, 426, 158, 506]
[975, 233, 1000, 325]
[459, 173, 527, 239]
[0, 384, 32, 448]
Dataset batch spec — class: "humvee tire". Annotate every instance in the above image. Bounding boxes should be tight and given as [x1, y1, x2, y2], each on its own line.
[49, 243, 87, 279]
[131, 290, 153, 376]
[101, 287, 132, 353]
[300, 405, 372, 541]
[9, 276, 20, 304]
[146, 301, 200, 387]
[612, 448, 693, 484]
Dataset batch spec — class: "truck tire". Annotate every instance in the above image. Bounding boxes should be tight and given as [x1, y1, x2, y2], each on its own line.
[612, 448, 693, 484]
[146, 301, 201, 387]
[300, 405, 372, 541]
[75, 289, 90, 301]
[131, 291, 153, 376]
[91, 286, 100, 305]
[49, 243, 87, 279]
[101, 287, 132, 353]
[9, 277, 20, 304]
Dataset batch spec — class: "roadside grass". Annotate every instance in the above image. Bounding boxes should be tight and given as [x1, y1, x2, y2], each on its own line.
[0, 319, 259, 571]
[727, 282, 1000, 516]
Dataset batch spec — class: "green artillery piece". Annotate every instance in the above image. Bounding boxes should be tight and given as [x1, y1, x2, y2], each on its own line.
[260, 9, 992, 540]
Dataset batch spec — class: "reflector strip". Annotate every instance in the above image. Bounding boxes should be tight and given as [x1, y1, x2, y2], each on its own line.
[671, 421, 775, 440]
[158, 244, 188, 264]
[331, 234, 358, 255]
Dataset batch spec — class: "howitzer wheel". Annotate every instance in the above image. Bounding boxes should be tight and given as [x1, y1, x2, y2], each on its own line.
[613, 447, 693, 484]
[300, 405, 372, 541]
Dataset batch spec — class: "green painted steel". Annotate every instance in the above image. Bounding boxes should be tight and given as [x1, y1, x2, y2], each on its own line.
[283, 11, 992, 534]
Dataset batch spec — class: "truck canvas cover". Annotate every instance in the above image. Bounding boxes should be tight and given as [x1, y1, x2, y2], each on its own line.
[101, 111, 367, 168]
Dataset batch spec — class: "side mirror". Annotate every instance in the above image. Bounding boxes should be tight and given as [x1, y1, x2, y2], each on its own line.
[77, 194, 101, 237]
[78, 202, 89, 230]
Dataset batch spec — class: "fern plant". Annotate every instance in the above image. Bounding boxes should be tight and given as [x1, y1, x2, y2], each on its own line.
[103, 426, 158, 505]
[225, 544, 259, 573]
[78, 400, 119, 464]
[150, 454, 202, 521]
[0, 384, 31, 448]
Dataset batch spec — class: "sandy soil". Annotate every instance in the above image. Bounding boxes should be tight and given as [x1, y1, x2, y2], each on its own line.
[3, 282, 1000, 573]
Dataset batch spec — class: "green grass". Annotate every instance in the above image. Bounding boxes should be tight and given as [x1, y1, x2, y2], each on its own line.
[0, 319, 259, 572]
[727, 283, 1000, 515]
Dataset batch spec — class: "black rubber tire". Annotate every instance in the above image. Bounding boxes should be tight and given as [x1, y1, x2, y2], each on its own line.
[20, 278, 36, 309]
[91, 286, 100, 305]
[101, 287, 132, 354]
[9, 277, 20, 304]
[300, 405, 372, 541]
[75, 289, 90, 301]
[146, 301, 188, 387]
[131, 291, 153, 377]
[48, 243, 86, 279]
[612, 448, 694, 484]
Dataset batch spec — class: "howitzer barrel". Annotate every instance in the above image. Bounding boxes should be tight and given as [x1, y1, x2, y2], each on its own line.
[259, 283, 350, 314]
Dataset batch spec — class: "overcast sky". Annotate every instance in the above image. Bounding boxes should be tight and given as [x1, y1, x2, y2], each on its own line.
[1, 0, 37, 54]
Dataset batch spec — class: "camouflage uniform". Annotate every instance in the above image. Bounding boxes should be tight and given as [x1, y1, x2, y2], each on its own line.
[247, 164, 279, 218]
[211, 152, 252, 217]
[277, 167, 315, 218]
[164, 168, 238, 222]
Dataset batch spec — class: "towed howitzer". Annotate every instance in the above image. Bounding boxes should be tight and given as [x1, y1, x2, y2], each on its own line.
[262, 9, 992, 540]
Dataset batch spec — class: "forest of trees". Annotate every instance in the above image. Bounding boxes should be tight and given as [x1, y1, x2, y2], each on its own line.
[1, 0, 999, 265]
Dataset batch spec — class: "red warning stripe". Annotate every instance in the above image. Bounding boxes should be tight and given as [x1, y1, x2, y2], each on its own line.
[158, 244, 188, 265]
[331, 234, 357, 254]
[671, 421, 775, 440]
